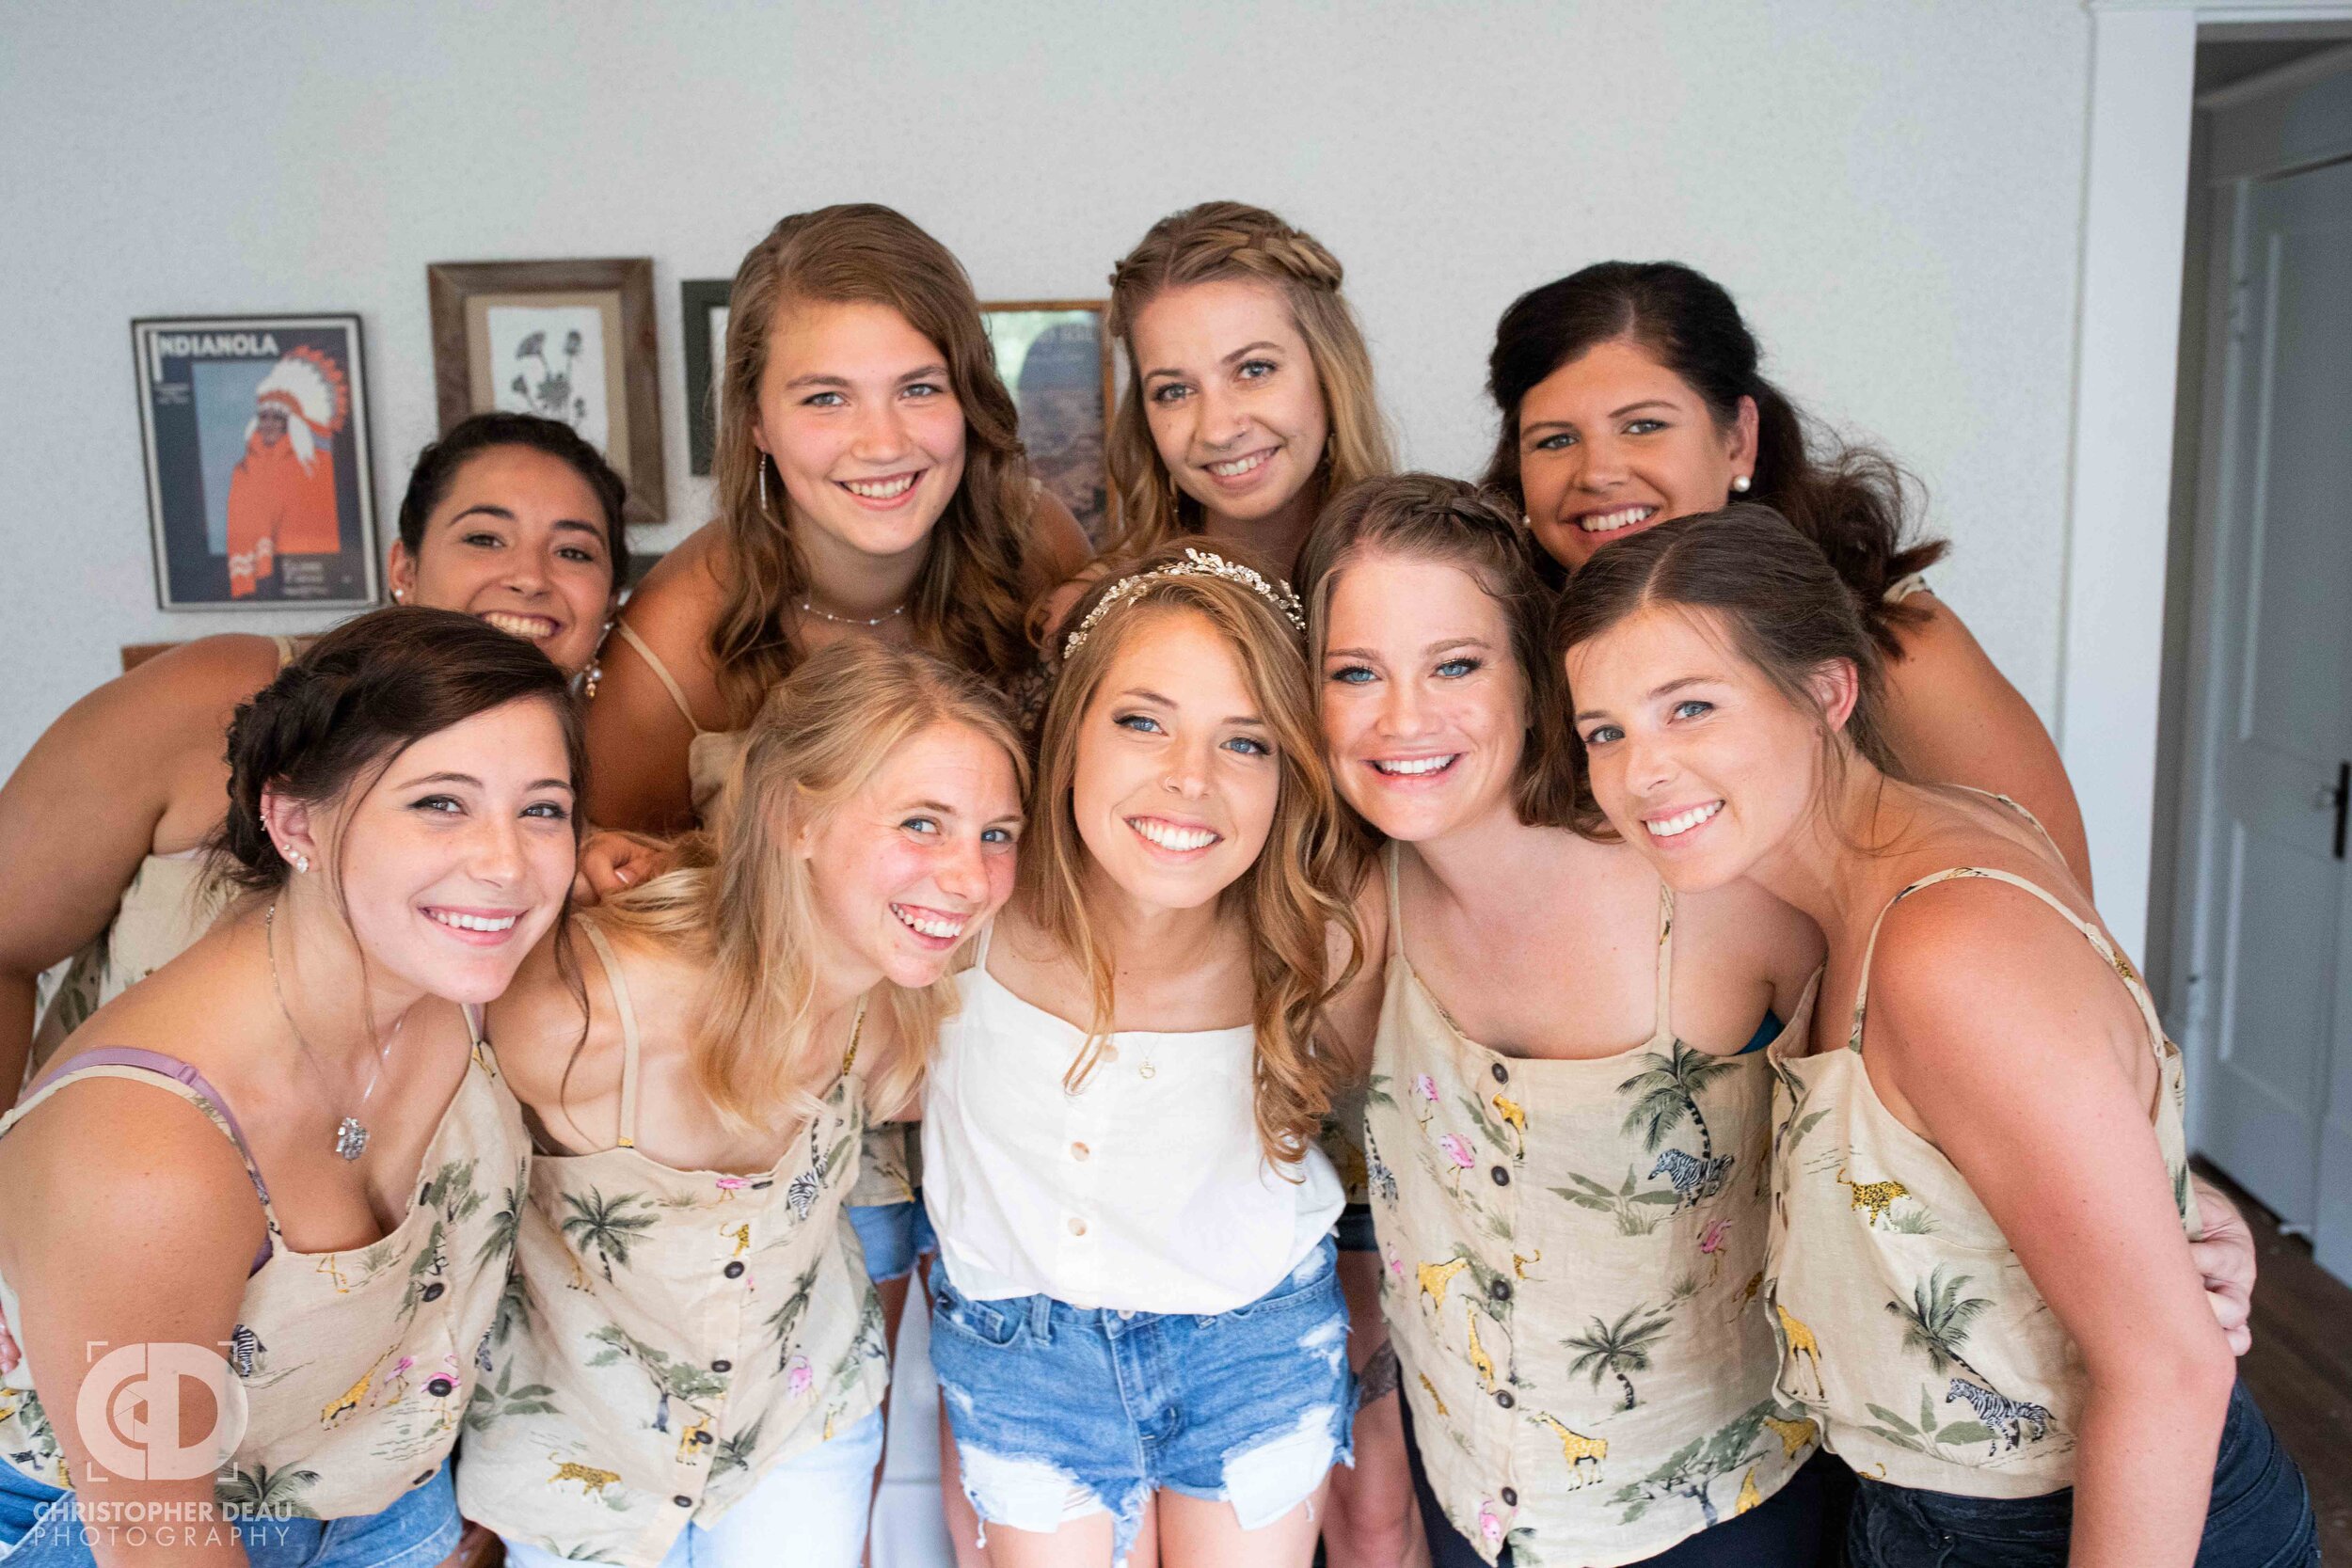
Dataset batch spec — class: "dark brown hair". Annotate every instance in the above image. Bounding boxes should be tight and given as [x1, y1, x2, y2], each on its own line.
[1551, 505, 1902, 784]
[396, 411, 629, 587]
[213, 606, 589, 893]
[1296, 474, 1580, 832]
[1484, 261, 1945, 652]
[708, 203, 1056, 721]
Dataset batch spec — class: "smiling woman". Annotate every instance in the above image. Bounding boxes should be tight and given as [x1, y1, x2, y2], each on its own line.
[0, 609, 572, 1568]
[0, 412, 626, 1107]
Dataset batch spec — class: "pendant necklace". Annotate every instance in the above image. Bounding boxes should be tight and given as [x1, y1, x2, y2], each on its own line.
[266, 901, 398, 1160]
[799, 598, 906, 628]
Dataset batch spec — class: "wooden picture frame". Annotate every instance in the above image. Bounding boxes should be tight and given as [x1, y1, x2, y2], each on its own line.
[981, 300, 1116, 545]
[427, 258, 666, 525]
[680, 278, 731, 477]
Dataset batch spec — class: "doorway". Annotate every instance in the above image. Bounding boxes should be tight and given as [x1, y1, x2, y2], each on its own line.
[2156, 29, 2352, 1285]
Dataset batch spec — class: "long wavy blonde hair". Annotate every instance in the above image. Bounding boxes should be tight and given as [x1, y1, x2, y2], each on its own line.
[1019, 543, 1362, 1164]
[591, 639, 1028, 1131]
[1103, 201, 1395, 557]
[707, 203, 1055, 721]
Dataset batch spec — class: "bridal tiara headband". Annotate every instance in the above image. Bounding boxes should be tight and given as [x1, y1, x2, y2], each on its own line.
[1062, 546, 1308, 661]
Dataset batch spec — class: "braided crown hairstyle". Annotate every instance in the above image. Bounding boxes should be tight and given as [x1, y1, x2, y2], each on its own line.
[1485, 261, 1946, 653]
[1104, 201, 1394, 555]
[211, 607, 587, 895]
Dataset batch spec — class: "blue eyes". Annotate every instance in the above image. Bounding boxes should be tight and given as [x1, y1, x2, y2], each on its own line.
[1330, 666, 1375, 685]
[1436, 658, 1479, 678]
[982, 827, 1014, 845]
[1112, 712, 1269, 756]
[903, 816, 940, 834]
[1116, 713, 1164, 735]
[1673, 699, 1712, 721]
[1582, 725, 1624, 747]
[1237, 359, 1276, 380]
[805, 384, 942, 408]
[1327, 658, 1479, 684]
[1581, 701, 1713, 748]
[1225, 736, 1270, 757]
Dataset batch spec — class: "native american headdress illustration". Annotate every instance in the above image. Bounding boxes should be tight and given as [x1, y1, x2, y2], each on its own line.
[247, 345, 350, 470]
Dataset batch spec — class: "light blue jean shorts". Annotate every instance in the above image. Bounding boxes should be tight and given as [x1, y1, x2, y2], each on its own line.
[0, 1456, 458, 1568]
[847, 1197, 938, 1284]
[927, 1235, 1357, 1566]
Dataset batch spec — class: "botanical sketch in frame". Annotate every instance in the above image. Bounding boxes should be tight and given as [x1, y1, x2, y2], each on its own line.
[680, 278, 732, 477]
[428, 258, 666, 524]
[982, 301, 1114, 544]
[131, 313, 379, 609]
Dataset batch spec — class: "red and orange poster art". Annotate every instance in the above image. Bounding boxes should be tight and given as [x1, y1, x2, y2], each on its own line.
[133, 315, 379, 610]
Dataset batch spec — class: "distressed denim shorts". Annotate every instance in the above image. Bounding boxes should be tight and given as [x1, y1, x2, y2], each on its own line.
[0, 1455, 458, 1568]
[927, 1235, 1358, 1566]
[847, 1196, 938, 1284]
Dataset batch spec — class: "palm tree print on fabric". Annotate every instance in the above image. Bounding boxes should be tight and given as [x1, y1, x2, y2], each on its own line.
[465, 1364, 560, 1434]
[1563, 1305, 1674, 1411]
[584, 1323, 728, 1431]
[216, 1461, 323, 1519]
[764, 1260, 824, 1368]
[1607, 1400, 1773, 1529]
[561, 1189, 659, 1281]
[1551, 1169, 1683, 1237]
[1619, 1043, 1738, 1204]
[1861, 1264, 2051, 1458]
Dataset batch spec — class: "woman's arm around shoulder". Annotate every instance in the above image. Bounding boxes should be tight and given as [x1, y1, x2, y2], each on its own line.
[0, 1078, 262, 1566]
[1867, 886, 2233, 1568]
[1877, 594, 2094, 891]
[0, 635, 282, 1106]
[583, 525, 732, 835]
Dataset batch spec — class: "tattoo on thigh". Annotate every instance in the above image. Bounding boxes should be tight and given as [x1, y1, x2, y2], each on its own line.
[1361, 1340, 1400, 1403]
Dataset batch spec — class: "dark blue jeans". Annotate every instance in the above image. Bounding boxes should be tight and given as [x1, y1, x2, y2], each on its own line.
[1847, 1378, 2318, 1567]
[1401, 1394, 1836, 1566]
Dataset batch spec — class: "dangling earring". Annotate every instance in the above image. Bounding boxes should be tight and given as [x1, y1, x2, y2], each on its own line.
[581, 619, 612, 700]
[1731, 475, 1752, 494]
[757, 457, 772, 517]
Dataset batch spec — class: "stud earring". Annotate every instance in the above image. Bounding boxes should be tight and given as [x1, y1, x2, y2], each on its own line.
[1731, 475, 1752, 494]
[390, 588, 405, 603]
[286, 847, 310, 874]
[1520, 514, 1534, 530]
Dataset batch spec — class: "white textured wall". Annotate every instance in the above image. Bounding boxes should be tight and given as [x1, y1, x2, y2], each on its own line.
[0, 0, 2092, 773]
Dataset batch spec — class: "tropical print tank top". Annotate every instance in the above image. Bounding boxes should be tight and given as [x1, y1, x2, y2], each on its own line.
[26, 637, 301, 1078]
[0, 1032, 529, 1518]
[455, 923, 887, 1567]
[1764, 863, 2199, 1497]
[1371, 849, 1820, 1567]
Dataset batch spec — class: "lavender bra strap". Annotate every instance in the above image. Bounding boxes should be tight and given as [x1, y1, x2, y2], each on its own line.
[24, 1048, 276, 1275]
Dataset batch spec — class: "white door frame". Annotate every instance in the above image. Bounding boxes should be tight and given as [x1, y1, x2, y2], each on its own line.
[2064, 0, 2352, 962]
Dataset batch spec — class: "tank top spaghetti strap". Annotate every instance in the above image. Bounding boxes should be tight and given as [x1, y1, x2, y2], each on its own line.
[576, 921, 646, 1150]
[12, 1047, 278, 1274]
[609, 623, 747, 816]
[612, 621, 707, 736]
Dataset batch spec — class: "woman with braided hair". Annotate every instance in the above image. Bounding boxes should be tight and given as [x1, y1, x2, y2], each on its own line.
[0, 609, 574, 1567]
[1102, 201, 1395, 580]
[1095, 201, 1416, 1567]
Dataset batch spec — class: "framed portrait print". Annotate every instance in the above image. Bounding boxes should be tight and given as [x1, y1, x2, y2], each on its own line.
[680, 278, 731, 477]
[131, 314, 379, 610]
[982, 301, 1114, 544]
[427, 258, 666, 524]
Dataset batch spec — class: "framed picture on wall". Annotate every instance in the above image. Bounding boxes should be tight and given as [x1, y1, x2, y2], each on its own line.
[427, 258, 666, 524]
[982, 300, 1114, 544]
[131, 314, 379, 610]
[680, 278, 731, 476]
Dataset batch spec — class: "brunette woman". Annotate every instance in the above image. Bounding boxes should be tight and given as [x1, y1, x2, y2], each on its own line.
[0, 609, 576, 1567]
[1557, 508, 2316, 1568]
[0, 413, 628, 1101]
[1482, 261, 2087, 883]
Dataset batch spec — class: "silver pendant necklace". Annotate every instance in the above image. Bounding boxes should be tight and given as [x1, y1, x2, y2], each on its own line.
[265, 901, 396, 1160]
[798, 597, 906, 628]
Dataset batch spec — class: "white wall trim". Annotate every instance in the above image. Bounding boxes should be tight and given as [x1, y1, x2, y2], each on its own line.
[2064, 0, 2352, 958]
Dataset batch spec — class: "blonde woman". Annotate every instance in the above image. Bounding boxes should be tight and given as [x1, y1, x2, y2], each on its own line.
[1102, 201, 1394, 578]
[1097, 201, 1411, 1567]
[922, 544, 1361, 1568]
[459, 640, 1028, 1568]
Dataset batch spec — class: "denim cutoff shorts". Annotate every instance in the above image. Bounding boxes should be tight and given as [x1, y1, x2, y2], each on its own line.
[847, 1196, 938, 1284]
[0, 1455, 459, 1568]
[927, 1235, 1358, 1565]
